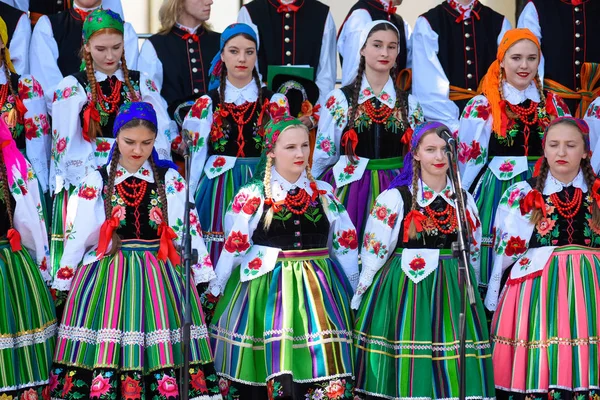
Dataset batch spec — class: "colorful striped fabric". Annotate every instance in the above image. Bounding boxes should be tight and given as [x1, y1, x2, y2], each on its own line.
[209, 249, 355, 399]
[472, 159, 537, 288]
[0, 240, 56, 397]
[51, 239, 221, 399]
[195, 157, 260, 265]
[50, 187, 76, 280]
[354, 249, 495, 399]
[322, 157, 403, 239]
[492, 245, 600, 397]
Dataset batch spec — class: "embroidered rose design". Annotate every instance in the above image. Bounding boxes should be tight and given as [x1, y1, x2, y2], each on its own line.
[157, 375, 178, 397]
[536, 218, 556, 237]
[320, 139, 331, 153]
[423, 190, 433, 200]
[62, 374, 74, 397]
[343, 163, 356, 175]
[24, 118, 37, 140]
[409, 256, 426, 271]
[190, 369, 208, 393]
[57, 266, 74, 280]
[326, 96, 336, 109]
[475, 103, 490, 120]
[96, 140, 111, 152]
[232, 192, 249, 213]
[21, 389, 38, 400]
[90, 373, 111, 398]
[112, 205, 126, 221]
[375, 206, 388, 221]
[149, 206, 163, 225]
[78, 185, 98, 200]
[56, 137, 67, 153]
[388, 213, 398, 228]
[248, 257, 262, 270]
[213, 156, 226, 168]
[173, 179, 185, 192]
[121, 376, 142, 399]
[142, 169, 150, 176]
[470, 141, 482, 160]
[505, 236, 527, 257]
[224, 231, 250, 253]
[218, 378, 230, 396]
[380, 93, 390, 102]
[499, 161, 515, 173]
[325, 379, 345, 399]
[338, 229, 358, 250]
[242, 197, 261, 215]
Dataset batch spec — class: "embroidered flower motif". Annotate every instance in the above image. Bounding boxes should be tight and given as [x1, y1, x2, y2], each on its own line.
[388, 213, 398, 228]
[470, 141, 482, 160]
[507, 188, 522, 207]
[157, 375, 178, 397]
[362, 88, 372, 97]
[141, 169, 150, 176]
[343, 163, 356, 175]
[536, 217, 556, 237]
[499, 161, 515, 172]
[24, 118, 37, 140]
[248, 257, 262, 271]
[78, 185, 98, 200]
[121, 376, 142, 400]
[213, 156, 226, 168]
[149, 206, 163, 225]
[56, 137, 67, 153]
[224, 231, 250, 253]
[324, 379, 345, 399]
[90, 373, 111, 399]
[48, 372, 59, 393]
[409, 256, 426, 271]
[57, 266, 74, 280]
[20, 389, 38, 400]
[173, 179, 185, 192]
[338, 229, 358, 250]
[218, 378, 230, 396]
[39, 257, 48, 272]
[112, 205, 126, 221]
[319, 138, 331, 153]
[380, 92, 390, 102]
[505, 236, 527, 257]
[190, 369, 208, 393]
[96, 140, 111, 153]
[62, 374, 74, 397]
[375, 206, 388, 221]
[267, 380, 284, 400]
[423, 190, 433, 200]
[242, 197, 261, 215]
[325, 96, 336, 109]
[475, 103, 490, 120]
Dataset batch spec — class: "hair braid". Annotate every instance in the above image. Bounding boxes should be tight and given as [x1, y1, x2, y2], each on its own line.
[105, 146, 121, 255]
[344, 56, 366, 163]
[0, 157, 14, 229]
[83, 50, 102, 141]
[120, 53, 139, 102]
[528, 159, 550, 225]
[305, 165, 329, 211]
[581, 157, 600, 229]
[262, 156, 274, 230]
[149, 156, 169, 225]
[407, 159, 420, 240]
[534, 74, 546, 110]
[218, 65, 229, 132]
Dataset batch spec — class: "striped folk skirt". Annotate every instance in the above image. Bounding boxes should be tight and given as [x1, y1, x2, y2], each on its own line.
[50, 187, 76, 279]
[195, 157, 259, 266]
[209, 249, 355, 400]
[0, 240, 57, 398]
[492, 245, 600, 400]
[354, 249, 495, 400]
[322, 157, 403, 239]
[472, 159, 537, 288]
[50, 240, 222, 400]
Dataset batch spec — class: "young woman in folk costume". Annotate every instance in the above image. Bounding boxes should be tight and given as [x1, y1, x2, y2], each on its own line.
[352, 121, 493, 400]
[0, 16, 51, 209]
[312, 20, 424, 238]
[457, 28, 570, 291]
[49, 9, 175, 280]
[183, 22, 288, 264]
[485, 117, 600, 400]
[0, 120, 56, 398]
[49, 102, 221, 400]
[206, 117, 359, 399]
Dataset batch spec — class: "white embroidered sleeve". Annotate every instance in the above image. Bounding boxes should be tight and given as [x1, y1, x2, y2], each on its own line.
[407, 93, 425, 129]
[123, 22, 139, 70]
[312, 88, 348, 177]
[465, 191, 483, 284]
[9, 13, 31, 75]
[315, 12, 337, 107]
[138, 40, 164, 94]
[139, 72, 175, 160]
[182, 95, 212, 196]
[29, 16, 62, 113]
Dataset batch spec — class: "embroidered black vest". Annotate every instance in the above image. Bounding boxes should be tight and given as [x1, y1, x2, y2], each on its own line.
[341, 0, 408, 71]
[73, 70, 141, 138]
[206, 88, 274, 157]
[340, 85, 410, 159]
[30, 0, 70, 16]
[148, 26, 220, 120]
[49, 9, 85, 78]
[422, 1, 505, 112]
[245, 0, 328, 81]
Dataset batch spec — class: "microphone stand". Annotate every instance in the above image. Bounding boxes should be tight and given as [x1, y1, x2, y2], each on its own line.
[180, 134, 198, 400]
[443, 136, 477, 400]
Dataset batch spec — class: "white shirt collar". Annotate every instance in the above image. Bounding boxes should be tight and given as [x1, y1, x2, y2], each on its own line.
[0, 64, 7, 85]
[502, 80, 541, 105]
[175, 22, 202, 34]
[416, 177, 455, 207]
[73, 3, 101, 12]
[113, 160, 155, 185]
[358, 75, 396, 108]
[270, 168, 312, 202]
[278, 0, 297, 4]
[95, 68, 125, 83]
[542, 170, 588, 195]
[447, 0, 477, 18]
[224, 78, 258, 105]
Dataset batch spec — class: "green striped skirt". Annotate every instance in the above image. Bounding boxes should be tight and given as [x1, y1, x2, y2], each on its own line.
[210, 249, 355, 399]
[354, 249, 495, 400]
[0, 240, 56, 397]
[50, 187, 76, 279]
[50, 239, 222, 400]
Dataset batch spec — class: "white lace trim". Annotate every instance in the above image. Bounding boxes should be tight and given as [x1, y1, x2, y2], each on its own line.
[212, 325, 353, 344]
[217, 371, 354, 387]
[57, 325, 208, 346]
[354, 333, 491, 352]
[354, 387, 496, 400]
[0, 323, 57, 350]
[0, 379, 49, 392]
[494, 384, 600, 394]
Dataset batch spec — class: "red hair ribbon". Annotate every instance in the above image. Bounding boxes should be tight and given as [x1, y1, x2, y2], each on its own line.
[309, 181, 327, 202]
[341, 128, 359, 155]
[264, 197, 283, 213]
[519, 189, 546, 217]
[401, 127, 414, 146]
[158, 222, 181, 265]
[96, 216, 120, 258]
[7, 228, 21, 251]
[403, 210, 426, 242]
[82, 102, 100, 142]
[256, 99, 271, 136]
[591, 179, 600, 208]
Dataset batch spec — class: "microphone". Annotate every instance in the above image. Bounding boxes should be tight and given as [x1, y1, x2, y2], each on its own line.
[435, 125, 456, 147]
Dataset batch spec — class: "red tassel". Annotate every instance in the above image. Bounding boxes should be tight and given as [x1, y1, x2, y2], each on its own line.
[403, 210, 426, 242]
[499, 100, 509, 139]
[466, 209, 477, 232]
[256, 99, 271, 137]
[14, 97, 27, 122]
[532, 157, 545, 177]
[401, 127, 414, 146]
[309, 181, 327, 201]
[96, 216, 120, 258]
[264, 197, 283, 213]
[82, 102, 100, 142]
[7, 228, 21, 251]
[520, 189, 546, 217]
[157, 222, 181, 265]
[341, 128, 359, 155]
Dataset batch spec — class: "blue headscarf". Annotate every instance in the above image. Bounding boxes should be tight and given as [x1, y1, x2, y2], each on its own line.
[388, 121, 447, 189]
[208, 23, 258, 91]
[107, 102, 177, 169]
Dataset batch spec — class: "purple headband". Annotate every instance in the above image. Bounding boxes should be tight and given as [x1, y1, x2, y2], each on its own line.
[388, 121, 446, 189]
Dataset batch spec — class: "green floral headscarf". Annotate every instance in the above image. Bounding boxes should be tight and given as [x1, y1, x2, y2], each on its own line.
[82, 9, 124, 44]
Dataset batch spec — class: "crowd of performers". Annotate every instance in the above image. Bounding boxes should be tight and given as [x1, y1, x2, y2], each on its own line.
[3, 0, 600, 399]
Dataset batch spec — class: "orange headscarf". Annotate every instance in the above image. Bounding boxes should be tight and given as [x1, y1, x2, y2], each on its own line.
[480, 28, 541, 137]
